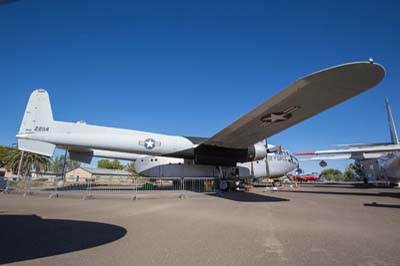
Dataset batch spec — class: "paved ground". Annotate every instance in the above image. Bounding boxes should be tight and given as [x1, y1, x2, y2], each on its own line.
[1, 183, 399, 266]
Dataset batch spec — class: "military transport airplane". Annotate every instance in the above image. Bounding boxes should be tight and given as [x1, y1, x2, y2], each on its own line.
[16, 61, 385, 190]
[295, 98, 400, 186]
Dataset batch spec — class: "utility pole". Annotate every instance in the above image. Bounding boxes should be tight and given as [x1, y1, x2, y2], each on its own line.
[61, 148, 68, 184]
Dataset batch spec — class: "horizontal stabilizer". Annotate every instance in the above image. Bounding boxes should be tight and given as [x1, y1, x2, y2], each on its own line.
[18, 139, 55, 157]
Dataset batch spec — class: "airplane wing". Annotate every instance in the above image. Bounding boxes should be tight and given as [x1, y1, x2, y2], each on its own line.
[298, 153, 385, 162]
[298, 155, 352, 161]
[295, 144, 400, 156]
[334, 142, 392, 147]
[202, 62, 385, 149]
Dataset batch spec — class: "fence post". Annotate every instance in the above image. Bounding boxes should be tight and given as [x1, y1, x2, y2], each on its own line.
[179, 177, 184, 199]
[23, 175, 32, 197]
[131, 176, 137, 200]
[83, 180, 95, 200]
[49, 176, 60, 199]
[3, 178, 10, 194]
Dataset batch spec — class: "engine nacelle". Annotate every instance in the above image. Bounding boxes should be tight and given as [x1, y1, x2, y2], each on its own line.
[193, 142, 267, 166]
[249, 142, 268, 161]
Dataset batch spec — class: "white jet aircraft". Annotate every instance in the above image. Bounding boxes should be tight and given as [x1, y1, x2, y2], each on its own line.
[16, 61, 384, 190]
[295, 98, 400, 186]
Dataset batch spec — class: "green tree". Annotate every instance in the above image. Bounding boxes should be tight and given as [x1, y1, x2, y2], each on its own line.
[111, 159, 124, 170]
[4, 148, 51, 178]
[320, 168, 343, 181]
[97, 159, 124, 170]
[344, 164, 355, 181]
[126, 161, 138, 176]
[51, 155, 81, 174]
[0, 146, 15, 167]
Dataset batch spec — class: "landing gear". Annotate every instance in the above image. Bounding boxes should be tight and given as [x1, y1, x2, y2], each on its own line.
[219, 180, 230, 192]
[272, 181, 282, 187]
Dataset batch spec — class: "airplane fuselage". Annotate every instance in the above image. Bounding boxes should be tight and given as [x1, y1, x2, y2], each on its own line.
[135, 151, 298, 179]
[379, 152, 400, 184]
[18, 120, 298, 179]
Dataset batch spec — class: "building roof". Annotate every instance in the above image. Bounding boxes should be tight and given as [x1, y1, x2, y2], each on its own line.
[73, 167, 131, 176]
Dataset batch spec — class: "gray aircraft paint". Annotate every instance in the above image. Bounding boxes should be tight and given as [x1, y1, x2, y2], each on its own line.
[16, 62, 385, 180]
[134, 151, 298, 179]
[296, 99, 400, 185]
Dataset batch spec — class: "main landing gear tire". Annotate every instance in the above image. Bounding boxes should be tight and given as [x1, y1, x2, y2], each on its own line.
[273, 181, 281, 187]
[219, 180, 230, 192]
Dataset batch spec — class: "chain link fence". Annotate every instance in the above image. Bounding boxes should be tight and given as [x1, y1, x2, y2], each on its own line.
[3, 176, 216, 200]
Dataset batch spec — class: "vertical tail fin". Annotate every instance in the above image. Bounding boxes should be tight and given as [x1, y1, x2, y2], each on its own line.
[17, 89, 55, 157]
[19, 89, 54, 134]
[385, 98, 399, 144]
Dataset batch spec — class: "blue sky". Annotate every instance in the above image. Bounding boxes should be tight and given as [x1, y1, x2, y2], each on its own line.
[1, 0, 400, 172]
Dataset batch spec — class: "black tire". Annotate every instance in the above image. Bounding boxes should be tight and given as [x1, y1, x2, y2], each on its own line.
[219, 180, 230, 192]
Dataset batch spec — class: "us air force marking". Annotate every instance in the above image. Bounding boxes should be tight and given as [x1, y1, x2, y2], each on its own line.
[139, 138, 161, 149]
[260, 106, 300, 127]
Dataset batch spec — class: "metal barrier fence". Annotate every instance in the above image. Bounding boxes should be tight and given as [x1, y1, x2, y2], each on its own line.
[3, 177, 216, 200]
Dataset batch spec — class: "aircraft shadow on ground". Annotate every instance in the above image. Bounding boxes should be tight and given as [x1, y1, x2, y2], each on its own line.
[280, 189, 400, 199]
[213, 192, 290, 202]
[0, 214, 127, 265]
[307, 183, 392, 189]
[364, 202, 400, 209]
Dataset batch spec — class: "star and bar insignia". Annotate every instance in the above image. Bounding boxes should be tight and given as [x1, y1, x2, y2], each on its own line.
[260, 106, 300, 127]
[139, 138, 161, 150]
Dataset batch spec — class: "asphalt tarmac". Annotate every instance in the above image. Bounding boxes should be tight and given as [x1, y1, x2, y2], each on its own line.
[1, 183, 399, 266]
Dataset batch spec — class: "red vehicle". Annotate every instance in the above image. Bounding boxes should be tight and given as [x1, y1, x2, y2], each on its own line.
[292, 172, 319, 182]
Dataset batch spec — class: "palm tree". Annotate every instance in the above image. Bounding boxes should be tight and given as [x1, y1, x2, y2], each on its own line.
[4, 148, 52, 179]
